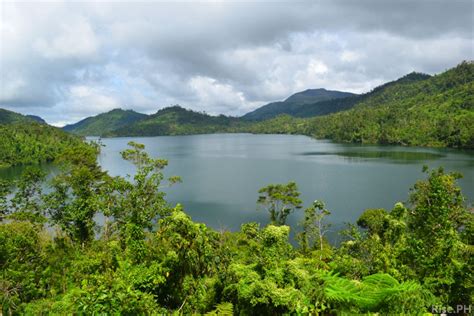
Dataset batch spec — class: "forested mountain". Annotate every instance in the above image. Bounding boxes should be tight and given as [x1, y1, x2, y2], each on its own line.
[245, 62, 474, 148]
[0, 123, 95, 167]
[106, 105, 245, 137]
[307, 61, 474, 147]
[284, 72, 432, 118]
[0, 108, 94, 167]
[63, 108, 148, 136]
[242, 88, 355, 120]
[0, 108, 39, 125]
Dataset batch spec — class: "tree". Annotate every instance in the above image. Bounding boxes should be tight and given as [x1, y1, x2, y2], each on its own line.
[297, 200, 332, 258]
[108, 141, 181, 258]
[9, 167, 46, 224]
[404, 167, 472, 305]
[44, 144, 106, 244]
[0, 179, 11, 221]
[356, 208, 388, 236]
[257, 181, 302, 225]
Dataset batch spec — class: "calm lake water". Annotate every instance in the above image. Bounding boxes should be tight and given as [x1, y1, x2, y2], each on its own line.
[97, 134, 473, 238]
[2, 134, 473, 240]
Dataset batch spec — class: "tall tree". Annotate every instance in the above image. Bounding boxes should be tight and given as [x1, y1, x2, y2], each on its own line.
[257, 181, 302, 225]
[44, 144, 106, 244]
[297, 200, 332, 258]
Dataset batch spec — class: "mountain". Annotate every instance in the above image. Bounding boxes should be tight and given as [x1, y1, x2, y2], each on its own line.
[309, 62, 474, 148]
[242, 88, 356, 121]
[63, 108, 148, 136]
[26, 115, 47, 124]
[105, 105, 244, 137]
[284, 88, 353, 104]
[0, 109, 48, 125]
[0, 108, 36, 125]
[0, 108, 93, 167]
[286, 72, 432, 118]
[249, 62, 472, 148]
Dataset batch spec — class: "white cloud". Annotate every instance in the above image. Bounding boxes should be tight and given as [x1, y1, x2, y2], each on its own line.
[0, 1, 472, 124]
[33, 18, 99, 59]
[188, 76, 259, 115]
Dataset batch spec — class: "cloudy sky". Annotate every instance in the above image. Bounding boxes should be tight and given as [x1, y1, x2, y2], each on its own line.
[1, 0, 472, 126]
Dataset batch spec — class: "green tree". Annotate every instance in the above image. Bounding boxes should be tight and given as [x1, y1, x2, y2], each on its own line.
[404, 167, 472, 305]
[297, 200, 332, 258]
[0, 179, 11, 221]
[9, 167, 46, 224]
[108, 141, 181, 259]
[44, 144, 106, 244]
[257, 181, 302, 225]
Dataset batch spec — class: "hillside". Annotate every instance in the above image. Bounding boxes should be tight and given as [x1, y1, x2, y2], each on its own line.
[0, 108, 95, 167]
[242, 88, 355, 121]
[0, 108, 38, 125]
[247, 62, 473, 148]
[0, 123, 95, 168]
[63, 108, 147, 136]
[288, 72, 432, 118]
[308, 61, 474, 147]
[105, 106, 245, 137]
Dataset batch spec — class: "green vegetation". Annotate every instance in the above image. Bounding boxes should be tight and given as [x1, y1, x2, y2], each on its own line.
[242, 88, 355, 121]
[63, 108, 148, 136]
[106, 106, 247, 137]
[1, 143, 472, 314]
[0, 122, 96, 168]
[307, 62, 474, 147]
[244, 61, 474, 148]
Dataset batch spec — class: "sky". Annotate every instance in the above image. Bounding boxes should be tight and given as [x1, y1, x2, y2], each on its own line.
[0, 0, 473, 126]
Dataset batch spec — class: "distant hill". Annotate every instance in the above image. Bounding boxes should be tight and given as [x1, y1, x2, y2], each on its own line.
[63, 108, 148, 136]
[247, 62, 473, 148]
[105, 106, 244, 137]
[242, 88, 356, 121]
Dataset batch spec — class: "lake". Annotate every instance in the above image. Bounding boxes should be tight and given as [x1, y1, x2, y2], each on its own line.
[2, 133, 473, 241]
[96, 134, 473, 239]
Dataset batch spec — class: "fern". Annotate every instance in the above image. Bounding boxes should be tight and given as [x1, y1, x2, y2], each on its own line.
[205, 302, 234, 315]
[322, 272, 429, 313]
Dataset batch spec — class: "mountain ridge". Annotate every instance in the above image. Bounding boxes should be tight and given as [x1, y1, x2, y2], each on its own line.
[242, 88, 356, 121]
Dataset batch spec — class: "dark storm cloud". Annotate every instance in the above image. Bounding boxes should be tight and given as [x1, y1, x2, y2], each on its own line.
[0, 0, 472, 125]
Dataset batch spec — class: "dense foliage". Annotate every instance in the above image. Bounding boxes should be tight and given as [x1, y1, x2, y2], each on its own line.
[0, 122, 96, 167]
[63, 108, 148, 136]
[307, 62, 474, 148]
[1, 143, 472, 314]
